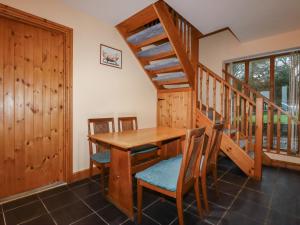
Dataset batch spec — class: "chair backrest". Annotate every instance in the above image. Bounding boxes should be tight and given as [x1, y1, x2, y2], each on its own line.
[200, 123, 224, 176]
[88, 118, 115, 155]
[118, 116, 138, 132]
[177, 127, 207, 193]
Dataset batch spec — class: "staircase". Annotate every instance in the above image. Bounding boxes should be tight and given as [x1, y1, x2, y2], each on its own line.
[116, 1, 201, 91]
[116, 1, 300, 180]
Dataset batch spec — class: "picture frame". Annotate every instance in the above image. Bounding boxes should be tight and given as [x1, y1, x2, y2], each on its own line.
[100, 44, 122, 69]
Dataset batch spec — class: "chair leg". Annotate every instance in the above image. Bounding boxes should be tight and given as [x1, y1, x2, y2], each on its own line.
[194, 178, 204, 218]
[89, 160, 93, 178]
[137, 181, 143, 224]
[100, 166, 105, 194]
[212, 163, 219, 197]
[176, 195, 185, 225]
[201, 175, 209, 213]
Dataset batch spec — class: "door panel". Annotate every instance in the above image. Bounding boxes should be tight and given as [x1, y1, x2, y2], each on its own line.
[157, 91, 192, 129]
[0, 16, 65, 197]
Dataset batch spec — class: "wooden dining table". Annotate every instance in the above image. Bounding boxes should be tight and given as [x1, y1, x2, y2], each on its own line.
[88, 127, 186, 220]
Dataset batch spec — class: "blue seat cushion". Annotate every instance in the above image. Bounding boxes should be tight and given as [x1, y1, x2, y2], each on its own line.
[135, 155, 183, 192]
[131, 144, 159, 156]
[91, 150, 110, 164]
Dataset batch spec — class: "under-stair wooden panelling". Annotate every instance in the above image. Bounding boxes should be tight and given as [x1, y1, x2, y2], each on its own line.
[157, 90, 192, 129]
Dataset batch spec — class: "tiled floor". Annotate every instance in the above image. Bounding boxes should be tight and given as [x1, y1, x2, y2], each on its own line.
[1, 157, 300, 225]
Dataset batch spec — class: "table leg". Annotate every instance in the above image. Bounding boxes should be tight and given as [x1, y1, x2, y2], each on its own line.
[107, 146, 134, 220]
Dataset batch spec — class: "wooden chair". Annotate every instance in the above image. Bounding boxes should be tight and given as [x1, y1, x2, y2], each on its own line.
[136, 127, 207, 225]
[88, 118, 115, 192]
[199, 123, 224, 213]
[118, 116, 161, 173]
[118, 116, 138, 131]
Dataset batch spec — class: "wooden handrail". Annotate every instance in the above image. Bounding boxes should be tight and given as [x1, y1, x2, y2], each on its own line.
[199, 63, 255, 105]
[223, 69, 299, 122]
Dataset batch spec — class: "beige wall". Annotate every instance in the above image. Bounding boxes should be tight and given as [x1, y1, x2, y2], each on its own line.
[199, 28, 300, 76]
[0, 0, 157, 172]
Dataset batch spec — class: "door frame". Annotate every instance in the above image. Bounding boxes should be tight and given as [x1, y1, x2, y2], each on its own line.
[0, 3, 73, 182]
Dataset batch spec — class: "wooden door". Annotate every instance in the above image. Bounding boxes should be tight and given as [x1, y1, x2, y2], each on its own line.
[157, 91, 192, 129]
[0, 16, 66, 197]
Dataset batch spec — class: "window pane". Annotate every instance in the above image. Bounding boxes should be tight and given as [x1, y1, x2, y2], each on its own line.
[249, 58, 270, 148]
[232, 62, 245, 80]
[249, 58, 270, 98]
[275, 55, 291, 111]
[231, 62, 245, 91]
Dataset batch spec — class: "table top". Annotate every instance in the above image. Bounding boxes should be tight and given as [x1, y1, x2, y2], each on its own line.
[89, 127, 186, 149]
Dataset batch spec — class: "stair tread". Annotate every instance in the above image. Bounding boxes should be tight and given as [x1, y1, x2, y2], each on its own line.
[137, 42, 172, 58]
[149, 65, 182, 75]
[127, 23, 164, 45]
[142, 51, 176, 62]
[155, 78, 188, 85]
[145, 58, 179, 71]
[136, 33, 168, 49]
[163, 84, 190, 89]
[152, 72, 185, 81]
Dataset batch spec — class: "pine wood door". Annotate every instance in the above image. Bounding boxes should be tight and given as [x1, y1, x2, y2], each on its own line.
[0, 16, 66, 197]
[157, 91, 192, 129]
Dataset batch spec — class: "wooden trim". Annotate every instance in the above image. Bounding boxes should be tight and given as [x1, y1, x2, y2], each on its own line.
[0, 3, 73, 183]
[200, 27, 239, 41]
[72, 167, 101, 182]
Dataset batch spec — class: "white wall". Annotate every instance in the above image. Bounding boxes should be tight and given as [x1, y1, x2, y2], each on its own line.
[199, 28, 300, 76]
[0, 0, 157, 172]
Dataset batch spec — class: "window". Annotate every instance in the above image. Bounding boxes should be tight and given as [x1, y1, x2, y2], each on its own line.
[249, 58, 270, 98]
[232, 62, 245, 80]
[230, 62, 245, 90]
[226, 52, 299, 110]
[275, 55, 291, 111]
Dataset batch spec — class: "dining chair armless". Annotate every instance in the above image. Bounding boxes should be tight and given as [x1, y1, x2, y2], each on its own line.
[135, 127, 207, 225]
[118, 116, 160, 173]
[88, 118, 115, 192]
[199, 123, 224, 213]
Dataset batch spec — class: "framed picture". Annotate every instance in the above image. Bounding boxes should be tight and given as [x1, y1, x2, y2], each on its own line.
[100, 44, 122, 69]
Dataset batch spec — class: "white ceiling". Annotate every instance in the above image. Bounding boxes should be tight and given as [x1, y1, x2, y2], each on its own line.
[63, 0, 300, 42]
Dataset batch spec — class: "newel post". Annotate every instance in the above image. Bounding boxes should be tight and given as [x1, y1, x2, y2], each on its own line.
[254, 97, 263, 180]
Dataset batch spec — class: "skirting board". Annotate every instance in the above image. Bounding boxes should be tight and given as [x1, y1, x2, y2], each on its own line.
[72, 167, 101, 182]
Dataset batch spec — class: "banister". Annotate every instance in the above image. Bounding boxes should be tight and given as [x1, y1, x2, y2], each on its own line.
[198, 63, 255, 105]
[254, 97, 263, 180]
[222, 69, 299, 122]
